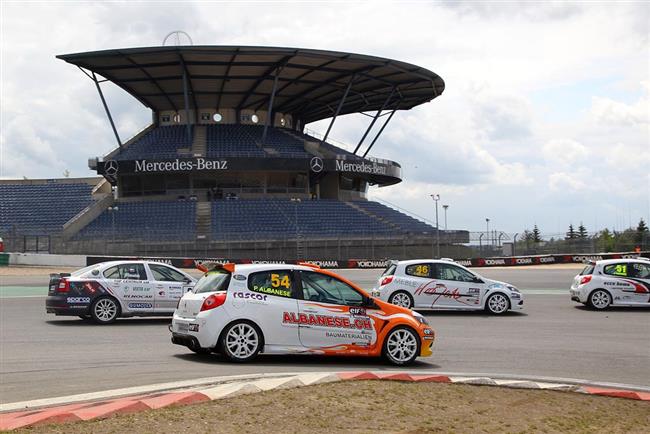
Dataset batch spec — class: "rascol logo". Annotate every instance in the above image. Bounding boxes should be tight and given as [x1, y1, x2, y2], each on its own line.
[310, 157, 324, 173]
[104, 160, 119, 176]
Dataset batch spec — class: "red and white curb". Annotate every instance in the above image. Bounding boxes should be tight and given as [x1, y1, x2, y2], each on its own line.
[1, 371, 648, 430]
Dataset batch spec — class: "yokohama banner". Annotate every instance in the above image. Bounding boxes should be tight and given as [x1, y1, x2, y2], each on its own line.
[86, 251, 649, 269]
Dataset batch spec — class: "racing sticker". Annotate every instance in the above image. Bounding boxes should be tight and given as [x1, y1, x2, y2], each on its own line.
[128, 302, 152, 309]
[66, 297, 91, 304]
[249, 272, 292, 298]
[283, 312, 372, 330]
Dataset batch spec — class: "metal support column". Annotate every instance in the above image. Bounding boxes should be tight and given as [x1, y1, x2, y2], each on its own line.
[362, 109, 396, 158]
[320, 74, 355, 146]
[92, 72, 122, 148]
[353, 86, 396, 155]
[182, 66, 192, 143]
[262, 67, 281, 145]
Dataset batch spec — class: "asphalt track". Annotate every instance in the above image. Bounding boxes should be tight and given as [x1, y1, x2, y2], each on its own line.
[1, 266, 649, 404]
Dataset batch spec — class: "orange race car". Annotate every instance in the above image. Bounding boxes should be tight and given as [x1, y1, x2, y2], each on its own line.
[171, 263, 435, 365]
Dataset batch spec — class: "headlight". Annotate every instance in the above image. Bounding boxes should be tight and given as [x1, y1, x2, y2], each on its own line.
[413, 313, 429, 325]
[507, 286, 520, 293]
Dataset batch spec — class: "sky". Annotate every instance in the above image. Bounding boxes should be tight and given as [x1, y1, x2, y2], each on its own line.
[1, 1, 649, 236]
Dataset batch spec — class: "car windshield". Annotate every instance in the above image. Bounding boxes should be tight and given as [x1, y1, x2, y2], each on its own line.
[381, 263, 397, 277]
[193, 271, 230, 294]
[580, 264, 595, 275]
[71, 264, 99, 277]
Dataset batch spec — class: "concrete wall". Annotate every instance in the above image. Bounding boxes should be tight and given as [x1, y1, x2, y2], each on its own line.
[7, 253, 87, 267]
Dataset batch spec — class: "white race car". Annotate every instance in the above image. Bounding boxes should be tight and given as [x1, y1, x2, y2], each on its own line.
[171, 263, 435, 365]
[371, 259, 524, 314]
[570, 258, 650, 309]
[46, 261, 197, 323]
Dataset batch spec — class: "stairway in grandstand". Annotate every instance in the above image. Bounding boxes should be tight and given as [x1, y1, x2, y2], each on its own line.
[195, 201, 212, 240]
[345, 201, 401, 232]
[191, 125, 207, 157]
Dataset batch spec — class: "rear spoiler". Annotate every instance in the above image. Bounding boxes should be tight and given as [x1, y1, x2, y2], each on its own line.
[196, 261, 235, 273]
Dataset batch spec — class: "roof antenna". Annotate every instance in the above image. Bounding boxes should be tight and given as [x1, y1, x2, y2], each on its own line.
[162, 31, 193, 46]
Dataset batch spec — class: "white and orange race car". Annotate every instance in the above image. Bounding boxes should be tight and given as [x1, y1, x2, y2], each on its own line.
[171, 263, 435, 365]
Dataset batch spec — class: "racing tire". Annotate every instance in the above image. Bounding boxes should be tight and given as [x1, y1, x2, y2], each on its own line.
[485, 293, 510, 315]
[90, 297, 120, 324]
[382, 326, 420, 366]
[388, 291, 414, 309]
[220, 321, 263, 363]
[588, 289, 611, 310]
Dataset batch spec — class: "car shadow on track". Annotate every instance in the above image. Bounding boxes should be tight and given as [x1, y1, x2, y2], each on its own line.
[572, 305, 650, 312]
[419, 311, 528, 318]
[45, 318, 172, 326]
[172, 353, 440, 370]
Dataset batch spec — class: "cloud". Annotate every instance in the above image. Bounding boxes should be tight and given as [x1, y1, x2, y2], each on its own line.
[542, 139, 588, 166]
[1, 1, 649, 232]
[589, 83, 650, 127]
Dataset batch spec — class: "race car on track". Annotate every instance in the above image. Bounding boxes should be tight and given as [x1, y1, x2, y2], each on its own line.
[570, 257, 650, 309]
[371, 259, 524, 314]
[46, 261, 196, 323]
[170, 263, 435, 365]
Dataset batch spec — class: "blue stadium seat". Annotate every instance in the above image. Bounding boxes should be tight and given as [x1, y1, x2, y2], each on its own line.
[75, 201, 196, 241]
[0, 183, 94, 235]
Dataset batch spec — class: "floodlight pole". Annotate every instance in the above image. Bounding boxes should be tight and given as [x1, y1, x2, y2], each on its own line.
[262, 67, 282, 145]
[353, 86, 396, 155]
[431, 194, 440, 258]
[320, 74, 355, 146]
[92, 72, 122, 148]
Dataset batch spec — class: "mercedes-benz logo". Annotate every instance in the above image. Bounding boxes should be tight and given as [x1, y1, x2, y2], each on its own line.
[310, 157, 324, 173]
[104, 160, 118, 176]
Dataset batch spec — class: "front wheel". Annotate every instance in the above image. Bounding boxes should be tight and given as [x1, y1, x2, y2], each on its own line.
[485, 293, 510, 315]
[383, 326, 420, 366]
[90, 297, 120, 324]
[220, 321, 262, 362]
[388, 291, 414, 309]
[588, 290, 611, 310]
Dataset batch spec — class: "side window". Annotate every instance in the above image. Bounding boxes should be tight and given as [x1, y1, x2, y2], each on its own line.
[405, 263, 432, 278]
[381, 263, 397, 277]
[603, 263, 629, 277]
[436, 264, 475, 282]
[629, 263, 650, 279]
[300, 271, 364, 306]
[149, 264, 187, 282]
[103, 264, 147, 280]
[248, 270, 294, 298]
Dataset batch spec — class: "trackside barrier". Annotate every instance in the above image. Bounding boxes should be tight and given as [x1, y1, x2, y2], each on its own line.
[85, 251, 650, 269]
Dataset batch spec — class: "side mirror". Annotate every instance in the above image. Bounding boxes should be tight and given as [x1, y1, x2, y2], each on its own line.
[183, 277, 193, 284]
[473, 277, 484, 284]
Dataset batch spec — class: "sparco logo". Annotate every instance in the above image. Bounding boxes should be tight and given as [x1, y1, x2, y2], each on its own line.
[310, 157, 324, 173]
[104, 160, 118, 176]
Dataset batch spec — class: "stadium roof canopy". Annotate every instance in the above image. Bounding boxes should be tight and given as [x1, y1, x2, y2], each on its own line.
[57, 46, 444, 124]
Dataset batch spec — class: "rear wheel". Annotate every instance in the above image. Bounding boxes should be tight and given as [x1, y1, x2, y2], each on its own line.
[389, 291, 414, 309]
[220, 321, 262, 362]
[383, 326, 420, 366]
[485, 293, 510, 315]
[90, 297, 120, 324]
[588, 289, 611, 310]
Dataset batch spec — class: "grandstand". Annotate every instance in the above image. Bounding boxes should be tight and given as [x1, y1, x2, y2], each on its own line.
[0, 45, 469, 259]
